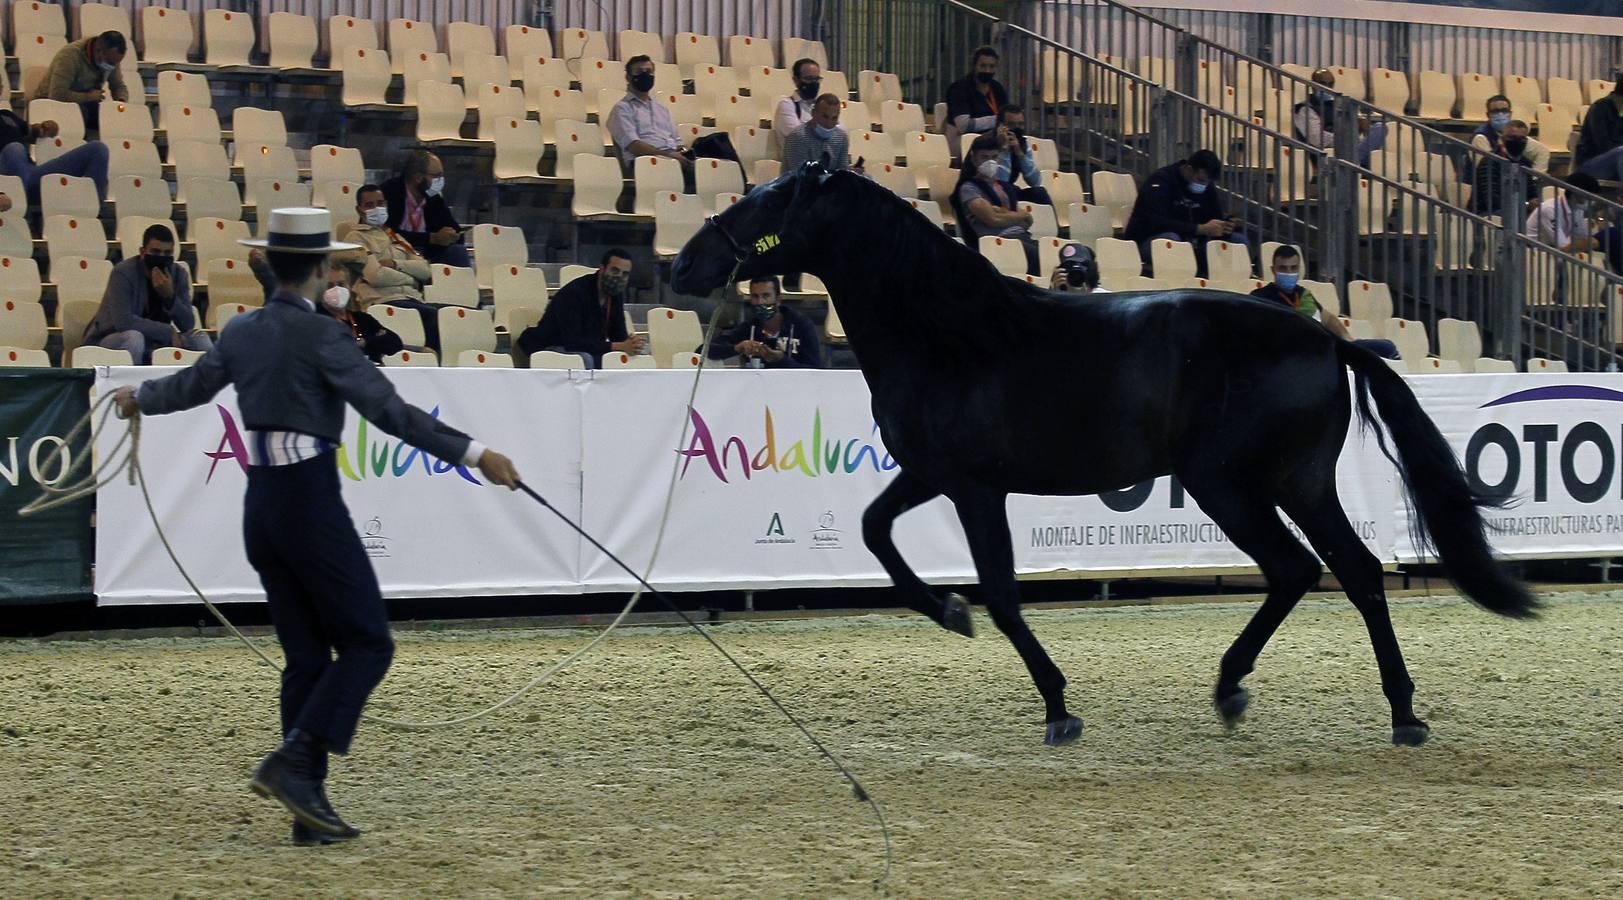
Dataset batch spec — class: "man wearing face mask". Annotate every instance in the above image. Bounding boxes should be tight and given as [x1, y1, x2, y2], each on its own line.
[515, 249, 646, 367]
[994, 105, 1049, 205]
[945, 46, 1009, 140]
[1524, 172, 1622, 276]
[1470, 95, 1550, 174]
[608, 55, 692, 173]
[1249, 245, 1399, 359]
[953, 131, 1039, 275]
[1468, 119, 1538, 216]
[381, 150, 470, 269]
[332, 184, 441, 353]
[85, 224, 213, 363]
[318, 276, 402, 366]
[36, 30, 128, 135]
[774, 58, 829, 144]
[780, 94, 861, 173]
[1290, 69, 1386, 168]
[708, 276, 824, 369]
[1124, 149, 1243, 279]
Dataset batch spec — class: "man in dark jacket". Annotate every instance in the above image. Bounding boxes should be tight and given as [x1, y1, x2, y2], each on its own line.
[381, 150, 471, 268]
[516, 249, 646, 367]
[945, 46, 1010, 140]
[85, 224, 212, 362]
[1575, 76, 1623, 184]
[1123, 149, 1244, 278]
[707, 276, 824, 368]
[1468, 119, 1537, 216]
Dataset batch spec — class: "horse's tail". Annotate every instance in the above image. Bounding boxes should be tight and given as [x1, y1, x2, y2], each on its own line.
[1337, 341, 1539, 618]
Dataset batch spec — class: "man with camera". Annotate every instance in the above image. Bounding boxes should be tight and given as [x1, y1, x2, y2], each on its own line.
[1048, 243, 1105, 294]
[995, 105, 1051, 206]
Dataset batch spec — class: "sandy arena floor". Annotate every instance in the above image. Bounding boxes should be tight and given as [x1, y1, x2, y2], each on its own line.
[3, 591, 1622, 898]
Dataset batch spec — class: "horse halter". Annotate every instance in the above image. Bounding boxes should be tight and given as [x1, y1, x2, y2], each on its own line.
[706, 215, 751, 262]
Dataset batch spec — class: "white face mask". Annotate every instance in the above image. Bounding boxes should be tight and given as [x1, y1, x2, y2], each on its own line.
[426, 176, 445, 197]
[322, 285, 350, 312]
[977, 158, 1006, 182]
[98, 61, 115, 74]
[363, 207, 388, 227]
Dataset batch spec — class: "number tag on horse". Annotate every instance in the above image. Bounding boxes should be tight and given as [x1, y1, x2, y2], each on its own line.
[754, 234, 781, 254]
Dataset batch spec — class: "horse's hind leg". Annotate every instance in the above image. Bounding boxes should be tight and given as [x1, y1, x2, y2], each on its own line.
[1179, 476, 1323, 730]
[861, 469, 973, 637]
[950, 487, 1079, 745]
[1285, 494, 1429, 746]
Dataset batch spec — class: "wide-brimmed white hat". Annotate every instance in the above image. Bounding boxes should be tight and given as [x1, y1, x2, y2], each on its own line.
[239, 207, 360, 254]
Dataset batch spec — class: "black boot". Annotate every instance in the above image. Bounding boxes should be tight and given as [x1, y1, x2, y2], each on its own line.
[249, 729, 348, 836]
[288, 747, 360, 844]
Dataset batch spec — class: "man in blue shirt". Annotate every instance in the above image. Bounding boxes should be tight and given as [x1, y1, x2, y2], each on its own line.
[995, 105, 1051, 206]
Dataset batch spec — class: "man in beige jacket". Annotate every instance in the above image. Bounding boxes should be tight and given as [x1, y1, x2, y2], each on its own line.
[35, 31, 129, 135]
[331, 183, 440, 351]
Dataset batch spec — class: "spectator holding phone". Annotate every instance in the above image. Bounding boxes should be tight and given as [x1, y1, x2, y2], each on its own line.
[780, 94, 864, 173]
[1123, 149, 1246, 278]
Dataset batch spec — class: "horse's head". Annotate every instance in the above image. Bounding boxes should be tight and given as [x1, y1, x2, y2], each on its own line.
[671, 161, 849, 295]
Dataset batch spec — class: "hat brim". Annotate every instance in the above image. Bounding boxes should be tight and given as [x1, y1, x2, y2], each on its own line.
[238, 238, 361, 253]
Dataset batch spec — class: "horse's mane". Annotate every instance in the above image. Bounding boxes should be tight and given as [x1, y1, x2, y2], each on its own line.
[825, 174, 1046, 356]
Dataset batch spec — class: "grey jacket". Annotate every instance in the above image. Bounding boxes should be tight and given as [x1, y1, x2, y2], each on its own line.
[86, 257, 197, 347]
[135, 291, 473, 464]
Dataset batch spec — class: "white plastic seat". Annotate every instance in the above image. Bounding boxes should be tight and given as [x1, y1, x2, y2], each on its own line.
[0, 299, 48, 351]
[160, 104, 221, 150]
[416, 81, 468, 143]
[647, 307, 703, 367]
[232, 108, 288, 161]
[372, 304, 426, 347]
[658, 91, 701, 128]
[978, 235, 1028, 277]
[341, 47, 392, 107]
[303, 145, 362, 189]
[493, 117, 543, 181]
[54, 256, 112, 305]
[1474, 358, 1516, 374]
[1502, 74, 1541, 115]
[28, 98, 83, 145]
[617, 28, 665, 63]
[713, 94, 760, 133]
[98, 100, 153, 144]
[382, 349, 437, 367]
[41, 173, 100, 220]
[731, 126, 771, 173]
[492, 266, 548, 332]
[150, 346, 205, 366]
[1456, 72, 1499, 121]
[205, 257, 264, 308]
[245, 179, 311, 220]
[693, 158, 745, 201]
[879, 100, 924, 137]
[601, 351, 656, 370]
[445, 21, 496, 77]
[1436, 318, 1483, 368]
[503, 25, 552, 79]
[454, 349, 511, 368]
[529, 350, 583, 370]
[534, 88, 589, 133]
[1387, 318, 1431, 368]
[106, 141, 163, 196]
[204, 9, 255, 67]
[71, 345, 133, 367]
[1019, 202, 1059, 239]
[14, 2, 66, 38]
[420, 264, 478, 309]
[0, 214, 32, 258]
[1416, 70, 1455, 119]
[1149, 239, 1198, 282]
[577, 59, 623, 115]
[437, 305, 496, 361]
[239, 141, 298, 189]
[558, 27, 608, 62]
[552, 120, 602, 179]
[191, 217, 251, 284]
[1348, 280, 1395, 331]
[268, 12, 317, 69]
[0, 347, 50, 367]
[780, 38, 827, 70]
[0, 256, 42, 304]
[522, 59, 573, 111]
[1527, 357, 1568, 373]
[471, 224, 528, 289]
[1205, 240, 1253, 283]
[44, 215, 106, 261]
[571, 154, 628, 219]
[178, 176, 240, 224]
[476, 83, 525, 140]
[327, 15, 377, 62]
[902, 131, 950, 180]
[402, 50, 452, 106]
[461, 51, 511, 106]
[728, 35, 774, 70]
[15, 32, 64, 99]
[140, 6, 194, 65]
[653, 191, 704, 258]
[388, 19, 438, 74]
[1066, 203, 1112, 248]
[1095, 237, 1143, 289]
[1300, 279, 1342, 316]
[849, 129, 894, 167]
[631, 155, 684, 217]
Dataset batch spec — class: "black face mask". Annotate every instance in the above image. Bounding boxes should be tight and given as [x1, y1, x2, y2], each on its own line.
[1503, 137, 1528, 158]
[975, 71, 995, 84]
[751, 304, 778, 325]
[797, 80, 820, 100]
[143, 254, 172, 272]
[630, 72, 655, 92]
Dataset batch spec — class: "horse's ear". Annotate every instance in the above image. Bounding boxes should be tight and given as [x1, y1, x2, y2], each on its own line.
[799, 159, 830, 183]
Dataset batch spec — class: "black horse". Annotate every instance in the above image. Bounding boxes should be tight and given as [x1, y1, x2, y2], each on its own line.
[671, 164, 1536, 747]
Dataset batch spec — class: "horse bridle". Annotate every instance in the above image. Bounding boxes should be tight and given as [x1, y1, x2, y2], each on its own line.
[707, 215, 751, 263]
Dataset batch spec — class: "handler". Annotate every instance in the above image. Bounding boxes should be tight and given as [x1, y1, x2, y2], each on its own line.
[113, 208, 521, 846]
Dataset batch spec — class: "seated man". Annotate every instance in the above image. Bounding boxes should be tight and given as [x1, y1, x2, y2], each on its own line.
[774, 58, 825, 143]
[708, 276, 824, 369]
[608, 55, 692, 172]
[1123, 149, 1245, 278]
[1575, 76, 1623, 184]
[319, 275, 402, 366]
[381, 150, 471, 268]
[1525, 172, 1622, 276]
[953, 132, 1038, 275]
[1048, 243, 1106, 294]
[1469, 94, 1549, 173]
[0, 107, 108, 204]
[781, 94, 863, 172]
[35, 30, 128, 134]
[1468, 119, 1537, 216]
[516, 249, 646, 367]
[994, 105, 1050, 206]
[331, 184, 440, 352]
[945, 45, 1009, 139]
[84, 224, 213, 363]
[1291, 69, 1386, 169]
[1249, 245, 1398, 359]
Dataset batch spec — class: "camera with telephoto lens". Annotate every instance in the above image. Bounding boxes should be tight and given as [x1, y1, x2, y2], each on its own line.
[1055, 243, 1099, 291]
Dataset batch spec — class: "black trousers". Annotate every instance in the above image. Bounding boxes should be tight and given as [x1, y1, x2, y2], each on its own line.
[244, 452, 394, 755]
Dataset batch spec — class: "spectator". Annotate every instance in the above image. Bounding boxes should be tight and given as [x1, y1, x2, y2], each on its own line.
[995, 105, 1050, 205]
[320, 277, 402, 365]
[774, 58, 826, 143]
[781, 94, 862, 172]
[709, 276, 824, 368]
[0, 106, 108, 204]
[381, 150, 470, 268]
[1291, 69, 1386, 168]
[1048, 243, 1105, 293]
[608, 55, 691, 169]
[1249, 245, 1399, 359]
[34, 31, 127, 134]
[1123, 149, 1244, 278]
[953, 132, 1038, 275]
[1470, 94, 1550, 172]
[945, 46, 1009, 138]
[84, 224, 213, 363]
[332, 184, 440, 352]
[515, 249, 646, 367]
[1525, 172, 1622, 275]
[1575, 75, 1623, 184]
[1468, 119, 1537, 216]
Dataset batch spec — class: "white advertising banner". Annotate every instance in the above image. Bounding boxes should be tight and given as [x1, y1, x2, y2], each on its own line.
[1397, 374, 1623, 562]
[94, 368, 585, 605]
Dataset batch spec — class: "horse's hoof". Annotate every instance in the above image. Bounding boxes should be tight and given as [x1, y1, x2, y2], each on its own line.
[941, 593, 975, 638]
[1043, 716, 1083, 746]
[1215, 688, 1250, 729]
[1392, 723, 1431, 747]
